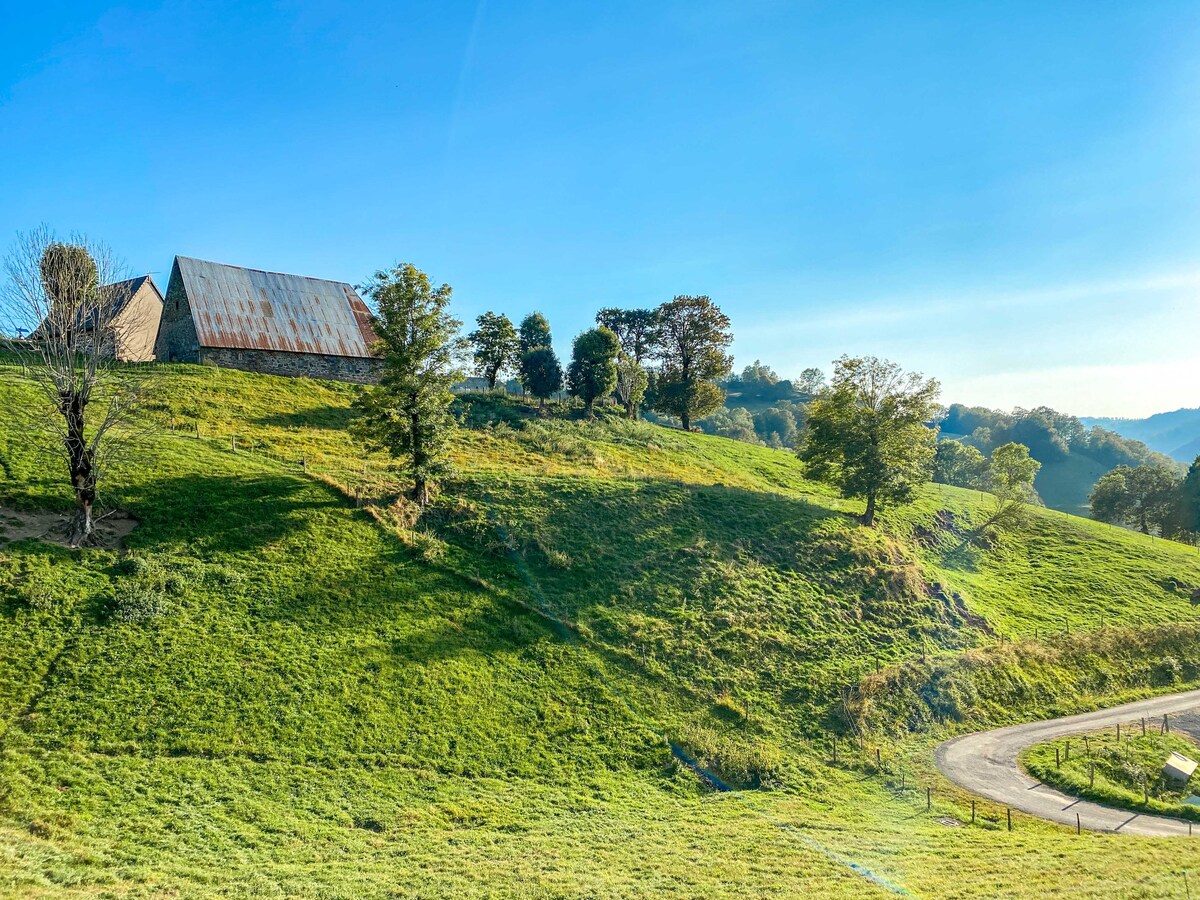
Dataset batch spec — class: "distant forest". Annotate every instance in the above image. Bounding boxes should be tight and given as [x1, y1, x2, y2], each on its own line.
[703, 362, 1182, 517]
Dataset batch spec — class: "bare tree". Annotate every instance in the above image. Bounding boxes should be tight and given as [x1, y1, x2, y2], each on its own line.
[1, 227, 153, 546]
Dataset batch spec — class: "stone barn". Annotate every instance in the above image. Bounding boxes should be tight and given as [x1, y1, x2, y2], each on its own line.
[31, 274, 163, 362]
[154, 256, 380, 383]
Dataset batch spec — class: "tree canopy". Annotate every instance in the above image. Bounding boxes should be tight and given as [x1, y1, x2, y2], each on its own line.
[522, 346, 564, 406]
[1089, 464, 1181, 535]
[468, 311, 519, 390]
[567, 327, 620, 415]
[595, 308, 659, 364]
[518, 312, 552, 355]
[650, 295, 733, 430]
[799, 356, 940, 526]
[351, 263, 463, 506]
[933, 439, 988, 489]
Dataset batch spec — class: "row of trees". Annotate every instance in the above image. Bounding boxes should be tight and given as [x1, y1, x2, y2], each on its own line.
[464, 296, 735, 429]
[353, 265, 738, 505]
[1089, 461, 1200, 540]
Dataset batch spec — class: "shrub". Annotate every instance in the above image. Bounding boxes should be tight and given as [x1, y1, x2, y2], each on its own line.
[1152, 655, 1183, 686]
[111, 584, 170, 623]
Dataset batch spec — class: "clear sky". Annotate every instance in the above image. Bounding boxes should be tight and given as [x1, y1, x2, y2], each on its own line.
[3, 1, 1199, 417]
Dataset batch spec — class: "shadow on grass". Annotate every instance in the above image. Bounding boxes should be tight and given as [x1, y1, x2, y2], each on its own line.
[254, 406, 355, 431]
[121, 472, 349, 554]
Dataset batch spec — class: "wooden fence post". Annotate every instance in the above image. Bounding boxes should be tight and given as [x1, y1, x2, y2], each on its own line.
[1007, 808, 1013, 832]
[1076, 813, 1081, 835]
[970, 799, 976, 824]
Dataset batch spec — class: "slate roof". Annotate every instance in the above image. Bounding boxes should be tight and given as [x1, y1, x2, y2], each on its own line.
[173, 256, 378, 359]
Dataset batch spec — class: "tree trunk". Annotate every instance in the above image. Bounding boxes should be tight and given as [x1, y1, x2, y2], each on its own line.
[486, 370, 498, 390]
[681, 410, 690, 431]
[68, 495, 94, 547]
[1140, 511, 1150, 534]
[585, 397, 595, 418]
[413, 477, 430, 508]
[410, 404, 430, 507]
[63, 391, 96, 547]
[862, 492, 877, 527]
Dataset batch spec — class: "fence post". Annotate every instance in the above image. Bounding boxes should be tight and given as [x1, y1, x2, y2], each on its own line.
[970, 799, 976, 824]
[1076, 813, 1081, 835]
[1007, 808, 1013, 832]
[1055, 747, 1061, 768]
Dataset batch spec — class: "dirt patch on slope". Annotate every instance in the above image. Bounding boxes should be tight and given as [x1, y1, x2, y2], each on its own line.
[0, 506, 138, 550]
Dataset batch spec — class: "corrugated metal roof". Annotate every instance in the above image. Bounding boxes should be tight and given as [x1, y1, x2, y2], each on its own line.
[176, 256, 378, 358]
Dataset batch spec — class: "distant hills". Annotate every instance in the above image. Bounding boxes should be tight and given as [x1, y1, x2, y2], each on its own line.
[1081, 408, 1200, 464]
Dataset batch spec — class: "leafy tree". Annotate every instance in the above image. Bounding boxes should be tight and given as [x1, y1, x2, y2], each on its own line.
[468, 311, 519, 390]
[0, 229, 153, 546]
[522, 346, 563, 408]
[1166, 457, 1200, 539]
[651, 295, 733, 431]
[799, 356, 940, 526]
[517, 311, 554, 394]
[518, 312, 552, 355]
[985, 441, 1042, 528]
[700, 407, 760, 444]
[933, 439, 988, 489]
[739, 360, 779, 387]
[596, 307, 659, 418]
[796, 367, 826, 396]
[595, 308, 659, 364]
[1089, 464, 1182, 534]
[351, 263, 463, 507]
[567, 327, 620, 416]
[614, 352, 648, 419]
[754, 406, 798, 448]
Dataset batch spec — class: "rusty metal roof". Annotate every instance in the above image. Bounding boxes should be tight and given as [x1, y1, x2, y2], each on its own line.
[174, 256, 378, 358]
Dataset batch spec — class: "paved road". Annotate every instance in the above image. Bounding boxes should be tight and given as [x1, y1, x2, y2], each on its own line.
[935, 689, 1200, 836]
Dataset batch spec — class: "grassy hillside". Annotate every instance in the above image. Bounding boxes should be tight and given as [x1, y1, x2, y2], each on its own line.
[3, 363, 1200, 897]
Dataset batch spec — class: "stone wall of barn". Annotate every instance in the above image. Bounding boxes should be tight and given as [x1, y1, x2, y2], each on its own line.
[154, 265, 202, 364]
[198, 347, 381, 384]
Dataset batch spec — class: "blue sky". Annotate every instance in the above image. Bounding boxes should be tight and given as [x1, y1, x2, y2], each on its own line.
[3, 1, 1200, 416]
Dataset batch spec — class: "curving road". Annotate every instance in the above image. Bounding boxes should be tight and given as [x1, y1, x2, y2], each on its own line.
[935, 689, 1200, 836]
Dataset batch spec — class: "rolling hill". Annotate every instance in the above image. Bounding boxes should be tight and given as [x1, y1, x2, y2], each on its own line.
[3, 363, 1200, 897]
[1083, 408, 1200, 464]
